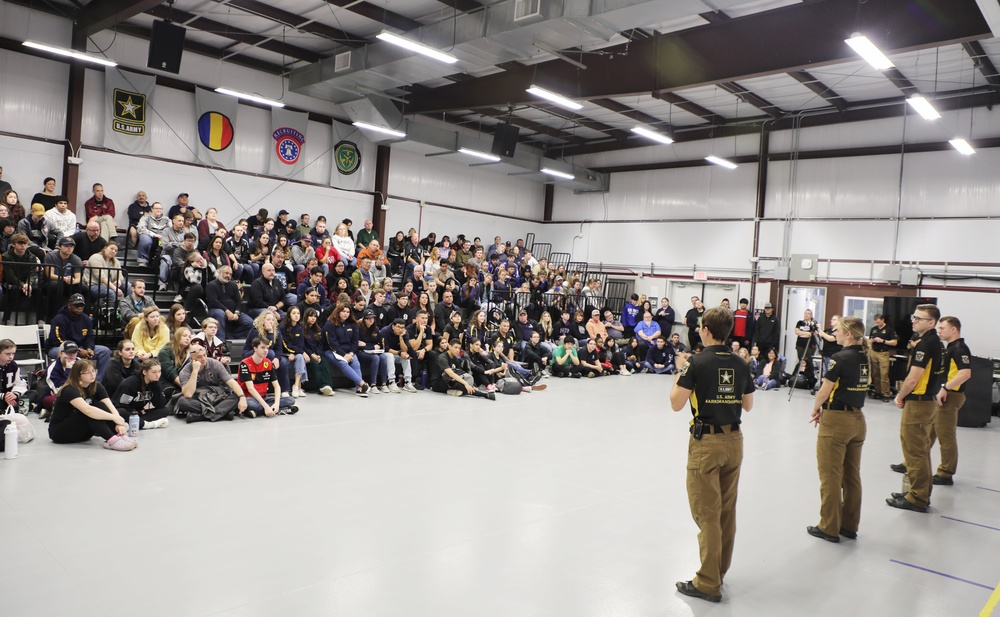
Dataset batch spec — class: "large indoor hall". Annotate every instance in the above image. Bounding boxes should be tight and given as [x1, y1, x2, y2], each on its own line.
[1, 0, 998, 616]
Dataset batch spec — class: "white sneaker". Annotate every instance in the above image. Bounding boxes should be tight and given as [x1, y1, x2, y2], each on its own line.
[387, 383, 401, 394]
[380, 385, 391, 394]
[403, 382, 417, 393]
[157, 281, 168, 291]
[620, 368, 632, 376]
[447, 389, 463, 396]
[136, 259, 147, 267]
[319, 386, 334, 396]
[144, 417, 169, 429]
[292, 387, 305, 398]
[369, 385, 381, 394]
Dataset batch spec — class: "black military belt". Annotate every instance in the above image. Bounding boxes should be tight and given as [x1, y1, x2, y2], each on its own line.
[691, 423, 740, 435]
[906, 394, 936, 401]
[824, 402, 860, 411]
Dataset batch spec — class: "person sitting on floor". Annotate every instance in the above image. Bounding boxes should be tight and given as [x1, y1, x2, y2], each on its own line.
[642, 336, 676, 374]
[238, 337, 298, 418]
[429, 337, 494, 400]
[47, 360, 136, 451]
[754, 348, 785, 390]
[112, 358, 171, 430]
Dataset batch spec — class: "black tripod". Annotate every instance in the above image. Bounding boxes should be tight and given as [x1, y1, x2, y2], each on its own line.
[787, 330, 821, 401]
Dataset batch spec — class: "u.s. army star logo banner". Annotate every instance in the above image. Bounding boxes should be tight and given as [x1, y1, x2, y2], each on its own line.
[113, 88, 146, 135]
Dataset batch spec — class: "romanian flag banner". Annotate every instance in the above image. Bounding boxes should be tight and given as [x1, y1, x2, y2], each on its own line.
[195, 87, 238, 168]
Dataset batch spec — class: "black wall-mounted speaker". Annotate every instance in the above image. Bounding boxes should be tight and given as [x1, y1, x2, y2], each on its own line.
[147, 20, 186, 74]
[491, 123, 520, 158]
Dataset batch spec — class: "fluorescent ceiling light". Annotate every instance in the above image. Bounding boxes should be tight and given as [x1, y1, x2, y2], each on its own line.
[541, 167, 575, 180]
[352, 121, 406, 139]
[906, 95, 940, 120]
[949, 138, 975, 155]
[459, 148, 501, 162]
[705, 155, 738, 169]
[23, 41, 117, 67]
[376, 31, 458, 65]
[845, 34, 894, 70]
[526, 86, 583, 111]
[631, 126, 674, 145]
[215, 88, 285, 108]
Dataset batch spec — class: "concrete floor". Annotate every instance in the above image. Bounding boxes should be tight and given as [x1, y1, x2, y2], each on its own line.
[2, 376, 998, 617]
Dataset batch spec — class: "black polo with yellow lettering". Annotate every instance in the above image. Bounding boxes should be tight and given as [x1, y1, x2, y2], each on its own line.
[869, 324, 896, 353]
[824, 345, 870, 409]
[945, 337, 972, 393]
[906, 329, 945, 399]
[676, 345, 754, 426]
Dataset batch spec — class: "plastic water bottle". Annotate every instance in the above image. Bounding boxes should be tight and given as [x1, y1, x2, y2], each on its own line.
[128, 412, 140, 438]
[4, 422, 17, 460]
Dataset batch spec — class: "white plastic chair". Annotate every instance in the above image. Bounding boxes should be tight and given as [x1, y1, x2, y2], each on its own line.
[0, 324, 46, 371]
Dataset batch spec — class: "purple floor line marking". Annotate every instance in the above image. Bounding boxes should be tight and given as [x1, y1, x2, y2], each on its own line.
[977, 486, 1000, 494]
[941, 516, 1000, 532]
[889, 560, 995, 591]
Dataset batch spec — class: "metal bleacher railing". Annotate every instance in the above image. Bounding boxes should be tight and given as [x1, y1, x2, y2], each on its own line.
[2, 262, 129, 335]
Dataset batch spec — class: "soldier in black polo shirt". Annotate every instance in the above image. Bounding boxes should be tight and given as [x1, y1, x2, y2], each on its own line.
[930, 316, 972, 486]
[670, 307, 754, 604]
[868, 314, 897, 401]
[806, 316, 871, 543]
[887, 304, 945, 513]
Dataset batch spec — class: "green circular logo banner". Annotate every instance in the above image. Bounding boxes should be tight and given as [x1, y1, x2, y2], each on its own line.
[335, 140, 361, 175]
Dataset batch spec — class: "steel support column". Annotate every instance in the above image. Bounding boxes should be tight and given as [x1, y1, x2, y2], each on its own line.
[372, 144, 391, 241]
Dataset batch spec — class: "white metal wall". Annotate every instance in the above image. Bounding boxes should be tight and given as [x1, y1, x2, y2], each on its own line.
[541, 220, 755, 270]
[0, 49, 69, 141]
[922, 289, 1000, 359]
[0, 134, 65, 199]
[551, 163, 758, 223]
[387, 148, 544, 221]
[383, 198, 538, 248]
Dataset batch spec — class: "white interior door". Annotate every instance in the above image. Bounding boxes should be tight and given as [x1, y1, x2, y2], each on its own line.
[780, 286, 826, 358]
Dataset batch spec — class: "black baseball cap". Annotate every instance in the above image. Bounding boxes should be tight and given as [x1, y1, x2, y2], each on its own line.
[68, 293, 86, 306]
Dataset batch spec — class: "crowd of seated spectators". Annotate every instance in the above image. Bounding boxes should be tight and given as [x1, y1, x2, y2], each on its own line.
[0, 172, 720, 454]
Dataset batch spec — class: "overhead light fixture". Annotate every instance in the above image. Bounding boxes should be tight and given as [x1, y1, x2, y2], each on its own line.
[459, 148, 501, 162]
[906, 94, 941, 120]
[215, 88, 285, 108]
[705, 155, 738, 170]
[845, 33, 894, 70]
[352, 121, 406, 139]
[949, 138, 975, 155]
[23, 41, 117, 67]
[526, 86, 583, 111]
[541, 167, 575, 180]
[631, 126, 674, 145]
[376, 31, 458, 65]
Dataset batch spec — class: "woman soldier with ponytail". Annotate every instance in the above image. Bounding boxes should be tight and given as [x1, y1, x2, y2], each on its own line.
[806, 315, 872, 543]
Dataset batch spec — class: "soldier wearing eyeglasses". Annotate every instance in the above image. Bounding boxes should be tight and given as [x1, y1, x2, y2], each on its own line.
[886, 305, 945, 513]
